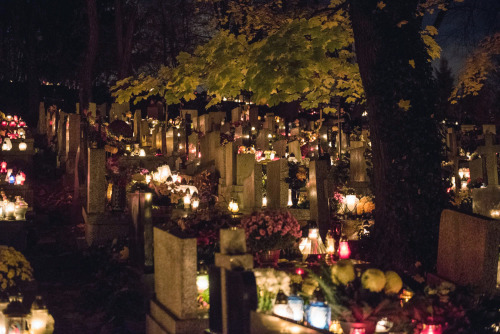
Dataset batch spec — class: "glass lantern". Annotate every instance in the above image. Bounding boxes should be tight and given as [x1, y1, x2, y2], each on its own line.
[2, 298, 28, 334]
[306, 289, 330, 330]
[338, 235, 351, 259]
[5, 202, 15, 220]
[29, 296, 49, 334]
[287, 285, 304, 322]
[272, 290, 294, 320]
[14, 197, 28, 221]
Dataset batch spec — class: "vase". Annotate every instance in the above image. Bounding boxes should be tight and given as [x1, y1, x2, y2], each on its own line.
[339, 321, 376, 334]
[255, 249, 281, 267]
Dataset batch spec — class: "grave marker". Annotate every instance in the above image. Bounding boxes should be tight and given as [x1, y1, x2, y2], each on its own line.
[476, 133, 500, 185]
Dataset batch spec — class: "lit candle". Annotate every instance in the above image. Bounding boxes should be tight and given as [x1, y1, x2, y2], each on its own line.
[262, 196, 267, 207]
[338, 237, 351, 259]
[420, 324, 442, 334]
[345, 195, 357, 212]
[0, 162, 6, 173]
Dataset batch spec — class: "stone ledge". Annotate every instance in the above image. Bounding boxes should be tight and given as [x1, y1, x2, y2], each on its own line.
[148, 298, 208, 334]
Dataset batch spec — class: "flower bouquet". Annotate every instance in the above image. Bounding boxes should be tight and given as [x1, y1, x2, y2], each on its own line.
[240, 209, 302, 267]
[254, 268, 291, 313]
[310, 260, 406, 333]
[0, 246, 34, 292]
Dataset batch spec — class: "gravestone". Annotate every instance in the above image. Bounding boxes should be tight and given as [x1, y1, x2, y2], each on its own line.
[210, 229, 256, 334]
[166, 128, 175, 157]
[110, 102, 129, 122]
[147, 102, 164, 120]
[234, 126, 243, 147]
[65, 114, 80, 174]
[472, 186, 500, 218]
[266, 159, 289, 209]
[141, 120, 151, 147]
[128, 191, 154, 268]
[89, 102, 97, 119]
[37, 102, 46, 134]
[308, 160, 329, 234]
[231, 107, 242, 123]
[349, 141, 369, 183]
[236, 154, 255, 209]
[97, 103, 107, 119]
[469, 158, 484, 182]
[57, 112, 67, 167]
[482, 124, 496, 135]
[288, 140, 302, 160]
[133, 110, 142, 141]
[263, 113, 275, 131]
[188, 133, 198, 162]
[249, 107, 259, 127]
[87, 148, 106, 214]
[437, 209, 500, 292]
[476, 133, 500, 186]
[255, 130, 272, 151]
[273, 140, 287, 158]
[146, 227, 208, 334]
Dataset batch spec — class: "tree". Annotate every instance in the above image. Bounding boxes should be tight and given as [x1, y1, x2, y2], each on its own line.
[111, 0, 450, 269]
[80, 0, 99, 110]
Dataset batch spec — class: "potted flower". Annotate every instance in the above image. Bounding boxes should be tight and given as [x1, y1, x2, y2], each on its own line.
[239, 209, 302, 267]
[310, 260, 406, 334]
[0, 246, 34, 293]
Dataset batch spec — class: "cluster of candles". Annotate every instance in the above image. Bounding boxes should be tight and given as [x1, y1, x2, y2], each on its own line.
[0, 115, 28, 148]
[0, 162, 26, 185]
[299, 228, 351, 261]
[0, 194, 28, 220]
[0, 294, 51, 334]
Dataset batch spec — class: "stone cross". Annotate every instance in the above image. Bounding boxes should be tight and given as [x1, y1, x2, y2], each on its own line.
[476, 133, 500, 186]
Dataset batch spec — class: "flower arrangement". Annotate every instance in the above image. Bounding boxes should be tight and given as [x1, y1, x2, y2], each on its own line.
[193, 170, 219, 207]
[356, 196, 375, 216]
[285, 162, 308, 190]
[310, 260, 404, 326]
[405, 282, 470, 332]
[239, 209, 302, 252]
[220, 133, 234, 145]
[254, 268, 291, 312]
[0, 246, 34, 291]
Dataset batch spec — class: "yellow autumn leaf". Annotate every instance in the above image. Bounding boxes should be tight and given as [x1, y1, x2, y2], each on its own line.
[409, 60, 415, 68]
[398, 99, 411, 111]
[377, 1, 386, 9]
[397, 20, 408, 28]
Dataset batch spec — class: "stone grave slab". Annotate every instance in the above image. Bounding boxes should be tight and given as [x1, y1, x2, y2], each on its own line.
[437, 209, 500, 292]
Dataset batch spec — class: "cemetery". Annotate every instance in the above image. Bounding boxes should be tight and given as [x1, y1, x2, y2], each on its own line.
[0, 1, 499, 333]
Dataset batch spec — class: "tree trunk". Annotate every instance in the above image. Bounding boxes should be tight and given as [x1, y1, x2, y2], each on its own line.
[80, 0, 98, 111]
[115, 0, 137, 79]
[350, 0, 447, 270]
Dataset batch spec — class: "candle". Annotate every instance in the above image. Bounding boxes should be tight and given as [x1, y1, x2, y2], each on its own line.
[420, 324, 442, 334]
[339, 237, 351, 259]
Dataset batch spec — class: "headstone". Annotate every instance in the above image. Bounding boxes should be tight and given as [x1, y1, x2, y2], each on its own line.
[65, 113, 80, 174]
[231, 107, 242, 123]
[469, 158, 484, 183]
[437, 209, 500, 292]
[482, 124, 496, 135]
[97, 103, 107, 118]
[263, 113, 275, 131]
[147, 102, 164, 120]
[273, 140, 287, 158]
[37, 102, 46, 134]
[147, 227, 208, 333]
[288, 140, 302, 160]
[249, 107, 259, 127]
[128, 191, 154, 267]
[181, 109, 198, 120]
[308, 160, 329, 235]
[255, 130, 272, 151]
[234, 126, 243, 147]
[349, 141, 368, 183]
[188, 133, 198, 162]
[87, 148, 106, 214]
[476, 133, 500, 186]
[166, 128, 177, 157]
[57, 112, 67, 167]
[141, 120, 151, 147]
[109, 102, 129, 122]
[266, 159, 289, 209]
[472, 186, 500, 219]
[133, 110, 142, 141]
[89, 102, 97, 119]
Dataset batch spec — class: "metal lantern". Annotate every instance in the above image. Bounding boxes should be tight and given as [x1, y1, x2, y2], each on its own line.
[2, 298, 29, 334]
[30, 296, 49, 334]
[228, 199, 239, 214]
